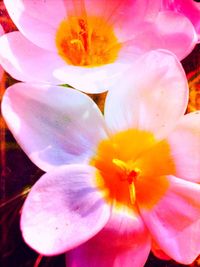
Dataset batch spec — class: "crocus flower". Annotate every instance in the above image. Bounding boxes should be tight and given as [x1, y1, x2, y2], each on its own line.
[0, 0, 197, 93]
[2, 50, 200, 266]
[162, 0, 200, 42]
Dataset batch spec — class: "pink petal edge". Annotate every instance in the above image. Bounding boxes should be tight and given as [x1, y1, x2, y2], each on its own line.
[66, 205, 151, 267]
[167, 111, 200, 182]
[140, 175, 200, 264]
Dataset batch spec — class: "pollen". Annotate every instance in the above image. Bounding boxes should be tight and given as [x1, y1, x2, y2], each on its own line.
[90, 129, 175, 210]
[112, 158, 141, 205]
[55, 16, 121, 67]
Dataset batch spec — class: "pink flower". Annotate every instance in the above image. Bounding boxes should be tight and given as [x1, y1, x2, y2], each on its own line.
[2, 50, 200, 266]
[0, 0, 197, 93]
[162, 0, 200, 42]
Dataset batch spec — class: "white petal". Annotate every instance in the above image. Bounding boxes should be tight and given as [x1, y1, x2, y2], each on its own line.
[105, 49, 189, 139]
[2, 82, 107, 172]
[140, 175, 200, 264]
[167, 111, 200, 182]
[21, 165, 111, 255]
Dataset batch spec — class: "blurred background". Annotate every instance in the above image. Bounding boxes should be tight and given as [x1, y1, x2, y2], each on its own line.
[0, 0, 200, 266]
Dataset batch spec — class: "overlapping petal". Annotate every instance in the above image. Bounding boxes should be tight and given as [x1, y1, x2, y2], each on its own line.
[1, 0, 198, 92]
[151, 241, 171, 260]
[162, 0, 200, 42]
[4, 0, 67, 51]
[0, 31, 138, 93]
[4, 0, 160, 48]
[79, 0, 161, 43]
[2, 44, 200, 267]
[21, 164, 111, 255]
[66, 205, 151, 267]
[105, 50, 188, 139]
[0, 31, 63, 84]
[132, 11, 197, 60]
[1, 82, 107, 172]
[140, 175, 200, 264]
[167, 111, 200, 182]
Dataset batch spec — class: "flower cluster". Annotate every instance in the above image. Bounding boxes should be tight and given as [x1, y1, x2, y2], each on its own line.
[0, 1, 200, 267]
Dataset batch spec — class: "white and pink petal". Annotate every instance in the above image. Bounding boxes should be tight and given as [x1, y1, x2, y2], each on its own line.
[167, 111, 200, 182]
[131, 11, 197, 60]
[2, 82, 107, 172]
[4, 0, 161, 48]
[151, 240, 171, 260]
[82, 0, 161, 42]
[139, 175, 200, 264]
[105, 49, 189, 139]
[0, 31, 64, 84]
[54, 54, 136, 93]
[4, 0, 67, 51]
[162, 0, 200, 41]
[21, 165, 111, 255]
[0, 31, 138, 93]
[66, 205, 151, 267]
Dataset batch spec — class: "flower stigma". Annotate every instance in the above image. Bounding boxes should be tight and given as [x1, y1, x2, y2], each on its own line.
[55, 16, 121, 67]
[112, 158, 141, 204]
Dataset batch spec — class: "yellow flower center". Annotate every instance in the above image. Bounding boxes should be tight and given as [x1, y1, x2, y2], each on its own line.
[90, 129, 175, 210]
[55, 16, 121, 67]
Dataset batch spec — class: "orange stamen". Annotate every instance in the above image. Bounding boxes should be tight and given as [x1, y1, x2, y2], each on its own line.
[55, 16, 121, 67]
[91, 129, 175, 210]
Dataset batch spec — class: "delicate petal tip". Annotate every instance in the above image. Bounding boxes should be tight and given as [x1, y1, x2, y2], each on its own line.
[151, 241, 171, 261]
[167, 111, 200, 182]
[154, 11, 198, 60]
[2, 82, 107, 172]
[162, 0, 200, 42]
[3, 0, 66, 51]
[20, 165, 111, 255]
[0, 31, 63, 84]
[66, 205, 151, 267]
[105, 49, 189, 138]
[67, 241, 150, 267]
[140, 176, 200, 264]
[128, 11, 197, 60]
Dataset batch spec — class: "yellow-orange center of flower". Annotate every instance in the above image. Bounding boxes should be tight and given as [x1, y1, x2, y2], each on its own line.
[55, 16, 121, 67]
[90, 129, 175, 210]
